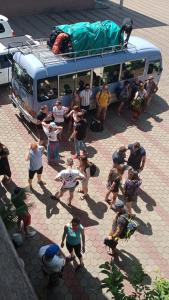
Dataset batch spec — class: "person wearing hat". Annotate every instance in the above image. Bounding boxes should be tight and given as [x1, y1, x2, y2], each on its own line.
[144, 76, 158, 107]
[127, 142, 146, 172]
[39, 243, 66, 287]
[25, 142, 45, 189]
[104, 200, 128, 256]
[42, 121, 63, 165]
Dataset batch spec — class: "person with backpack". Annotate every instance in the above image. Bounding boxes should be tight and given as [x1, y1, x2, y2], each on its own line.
[39, 244, 66, 287]
[130, 82, 147, 121]
[104, 200, 129, 256]
[124, 170, 142, 217]
[117, 81, 131, 115]
[105, 168, 122, 208]
[96, 84, 111, 127]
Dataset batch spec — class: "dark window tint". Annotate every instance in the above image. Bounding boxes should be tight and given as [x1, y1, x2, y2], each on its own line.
[13, 63, 33, 95]
[103, 64, 120, 83]
[0, 55, 11, 69]
[37, 76, 58, 102]
[0, 24, 5, 33]
[148, 60, 161, 74]
[121, 59, 145, 80]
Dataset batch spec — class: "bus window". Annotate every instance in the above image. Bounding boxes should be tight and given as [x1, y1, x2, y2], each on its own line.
[13, 62, 33, 95]
[0, 55, 11, 68]
[92, 67, 104, 87]
[103, 64, 120, 83]
[148, 60, 161, 74]
[76, 70, 91, 89]
[37, 77, 58, 102]
[121, 59, 145, 80]
[59, 73, 76, 96]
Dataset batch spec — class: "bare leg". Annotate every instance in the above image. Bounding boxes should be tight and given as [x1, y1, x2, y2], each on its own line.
[28, 179, 33, 189]
[117, 102, 124, 115]
[68, 191, 74, 206]
[105, 189, 112, 202]
[110, 192, 118, 209]
[125, 201, 132, 215]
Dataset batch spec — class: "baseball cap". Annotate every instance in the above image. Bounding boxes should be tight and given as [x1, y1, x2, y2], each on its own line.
[45, 244, 60, 258]
[49, 122, 57, 129]
[111, 200, 124, 210]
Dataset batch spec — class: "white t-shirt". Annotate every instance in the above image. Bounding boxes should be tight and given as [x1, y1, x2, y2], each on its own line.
[57, 168, 85, 188]
[53, 106, 67, 123]
[43, 126, 61, 142]
[80, 89, 92, 106]
[39, 245, 65, 274]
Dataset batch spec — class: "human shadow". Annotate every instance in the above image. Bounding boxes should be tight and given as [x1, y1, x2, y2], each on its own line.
[86, 196, 108, 219]
[115, 249, 152, 286]
[58, 199, 99, 227]
[138, 188, 156, 212]
[1, 179, 18, 194]
[134, 215, 153, 236]
[31, 184, 59, 218]
[95, 0, 167, 29]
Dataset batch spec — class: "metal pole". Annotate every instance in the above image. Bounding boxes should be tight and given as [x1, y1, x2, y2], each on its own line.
[120, 0, 124, 8]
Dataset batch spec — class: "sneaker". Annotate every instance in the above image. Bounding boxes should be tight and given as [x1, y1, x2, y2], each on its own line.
[26, 230, 36, 238]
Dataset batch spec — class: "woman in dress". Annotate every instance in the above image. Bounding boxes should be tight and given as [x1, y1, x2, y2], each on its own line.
[61, 216, 85, 271]
[0, 142, 12, 182]
[42, 122, 62, 164]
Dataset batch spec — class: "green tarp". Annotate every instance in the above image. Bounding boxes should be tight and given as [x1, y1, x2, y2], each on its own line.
[55, 20, 123, 56]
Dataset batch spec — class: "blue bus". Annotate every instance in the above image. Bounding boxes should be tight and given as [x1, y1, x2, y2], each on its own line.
[10, 35, 162, 123]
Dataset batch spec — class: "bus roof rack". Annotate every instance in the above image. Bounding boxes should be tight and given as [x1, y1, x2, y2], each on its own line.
[17, 38, 137, 66]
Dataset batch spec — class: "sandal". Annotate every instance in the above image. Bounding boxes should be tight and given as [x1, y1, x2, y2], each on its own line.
[78, 189, 84, 194]
[80, 194, 88, 200]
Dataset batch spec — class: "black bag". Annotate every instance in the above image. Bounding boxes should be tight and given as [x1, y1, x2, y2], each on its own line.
[90, 119, 103, 132]
[89, 162, 97, 177]
[47, 28, 63, 48]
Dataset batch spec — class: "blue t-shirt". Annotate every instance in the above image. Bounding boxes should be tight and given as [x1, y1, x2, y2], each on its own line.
[127, 144, 146, 170]
[112, 150, 125, 165]
[61, 94, 73, 108]
[29, 146, 43, 171]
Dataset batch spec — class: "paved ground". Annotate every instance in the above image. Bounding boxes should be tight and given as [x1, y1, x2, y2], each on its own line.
[1, 0, 169, 299]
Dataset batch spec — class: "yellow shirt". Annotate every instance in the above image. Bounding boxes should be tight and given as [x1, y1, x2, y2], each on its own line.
[96, 90, 111, 108]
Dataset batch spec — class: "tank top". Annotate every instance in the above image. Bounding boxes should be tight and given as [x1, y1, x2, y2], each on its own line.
[66, 224, 83, 245]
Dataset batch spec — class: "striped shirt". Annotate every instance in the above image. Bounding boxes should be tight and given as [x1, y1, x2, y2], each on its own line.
[80, 89, 92, 106]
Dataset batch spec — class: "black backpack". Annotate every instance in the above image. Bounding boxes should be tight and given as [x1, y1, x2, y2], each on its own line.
[89, 162, 97, 177]
[90, 119, 103, 132]
[47, 28, 63, 48]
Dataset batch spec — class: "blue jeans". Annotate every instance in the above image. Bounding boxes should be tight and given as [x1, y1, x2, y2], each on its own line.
[74, 139, 87, 156]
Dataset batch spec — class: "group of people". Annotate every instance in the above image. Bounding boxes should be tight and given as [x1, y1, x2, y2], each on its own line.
[117, 76, 158, 120]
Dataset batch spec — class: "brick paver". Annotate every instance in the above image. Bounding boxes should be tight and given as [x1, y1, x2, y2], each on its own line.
[1, 1, 169, 299]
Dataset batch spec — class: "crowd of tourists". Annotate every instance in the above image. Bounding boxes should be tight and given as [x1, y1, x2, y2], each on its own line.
[0, 75, 154, 288]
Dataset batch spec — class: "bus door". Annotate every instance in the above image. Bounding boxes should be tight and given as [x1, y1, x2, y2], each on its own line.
[147, 59, 162, 83]
[0, 54, 12, 84]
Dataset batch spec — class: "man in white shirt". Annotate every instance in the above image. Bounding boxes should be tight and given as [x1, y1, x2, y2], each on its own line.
[53, 100, 68, 126]
[51, 158, 85, 206]
[80, 84, 92, 112]
[39, 244, 66, 287]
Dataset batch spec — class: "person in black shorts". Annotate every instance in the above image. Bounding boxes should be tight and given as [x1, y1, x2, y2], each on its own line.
[105, 168, 122, 209]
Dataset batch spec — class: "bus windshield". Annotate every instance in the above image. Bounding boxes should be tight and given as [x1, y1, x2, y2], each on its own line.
[13, 62, 33, 95]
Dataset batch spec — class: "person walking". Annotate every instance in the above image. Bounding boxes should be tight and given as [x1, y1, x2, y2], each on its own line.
[61, 216, 85, 271]
[96, 84, 111, 126]
[69, 112, 88, 159]
[11, 187, 36, 237]
[53, 100, 68, 126]
[127, 142, 146, 172]
[78, 156, 90, 200]
[25, 142, 45, 189]
[52, 158, 85, 206]
[104, 200, 129, 257]
[124, 170, 142, 217]
[0, 142, 12, 182]
[105, 168, 122, 208]
[80, 83, 92, 112]
[39, 244, 66, 287]
[42, 121, 62, 164]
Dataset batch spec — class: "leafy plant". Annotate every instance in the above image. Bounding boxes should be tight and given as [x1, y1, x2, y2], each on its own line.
[99, 261, 169, 300]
